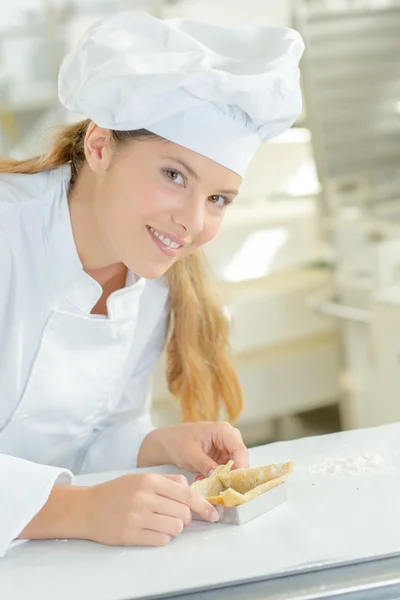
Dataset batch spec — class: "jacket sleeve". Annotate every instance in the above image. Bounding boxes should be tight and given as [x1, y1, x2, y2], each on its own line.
[77, 310, 168, 474]
[0, 454, 72, 557]
[0, 231, 73, 557]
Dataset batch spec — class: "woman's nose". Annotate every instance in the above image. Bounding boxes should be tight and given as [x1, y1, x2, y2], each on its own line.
[172, 196, 205, 237]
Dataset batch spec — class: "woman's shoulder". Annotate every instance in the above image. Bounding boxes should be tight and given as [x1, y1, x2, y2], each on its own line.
[0, 169, 59, 261]
[0, 169, 51, 208]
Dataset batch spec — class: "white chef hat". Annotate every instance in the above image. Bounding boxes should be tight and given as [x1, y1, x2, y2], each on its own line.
[58, 12, 304, 176]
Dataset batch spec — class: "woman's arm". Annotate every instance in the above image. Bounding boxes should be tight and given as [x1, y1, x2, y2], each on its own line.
[17, 472, 219, 547]
[16, 484, 87, 541]
[0, 230, 76, 555]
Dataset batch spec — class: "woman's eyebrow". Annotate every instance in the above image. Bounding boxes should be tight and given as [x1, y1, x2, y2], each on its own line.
[160, 155, 239, 195]
[218, 188, 239, 196]
[160, 155, 199, 180]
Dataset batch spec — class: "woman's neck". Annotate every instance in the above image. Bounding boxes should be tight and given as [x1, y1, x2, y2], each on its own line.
[68, 164, 126, 286]
[89, 264, 128, 315]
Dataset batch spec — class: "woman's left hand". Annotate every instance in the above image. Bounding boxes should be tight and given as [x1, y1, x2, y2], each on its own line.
[138, 422, 249, 477]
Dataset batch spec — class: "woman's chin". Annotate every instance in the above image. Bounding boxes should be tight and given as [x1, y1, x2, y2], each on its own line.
[128, 260, 173, 280]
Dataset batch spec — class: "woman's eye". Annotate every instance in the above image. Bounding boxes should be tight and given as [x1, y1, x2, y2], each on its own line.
[165, 170, 185, 185]
[208, 194, 230, 207]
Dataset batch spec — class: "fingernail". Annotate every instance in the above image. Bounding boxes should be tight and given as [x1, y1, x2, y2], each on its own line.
[208, 469, 215, 477]
[204, 506, 220, 522]
[210, 509, 220, 522]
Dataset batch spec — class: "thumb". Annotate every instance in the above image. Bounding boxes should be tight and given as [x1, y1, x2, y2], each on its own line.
[190, 447, 218, 478]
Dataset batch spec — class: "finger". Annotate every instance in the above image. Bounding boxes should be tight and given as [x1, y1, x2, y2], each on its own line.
[231, 441, 249, 469]
[133, 530, 172, 547]
[150, 496, 192, 526]
[154, 477, 220, 523]
[160, 474, 189, 487]
[184, 489, 220, 523]
[186, 446, 218, 478]
[217, 424, 249, 469]
[145, 514, 185, 537]
[211, 448, 224, 465]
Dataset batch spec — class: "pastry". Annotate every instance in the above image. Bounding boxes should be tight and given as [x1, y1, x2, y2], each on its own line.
[191, 460, 293, 507]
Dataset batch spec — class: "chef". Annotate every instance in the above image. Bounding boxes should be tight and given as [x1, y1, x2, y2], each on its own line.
[0, 12, 304, 554]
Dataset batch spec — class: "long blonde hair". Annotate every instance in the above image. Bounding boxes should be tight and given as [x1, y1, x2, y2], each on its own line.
[0, 120, 243, 422]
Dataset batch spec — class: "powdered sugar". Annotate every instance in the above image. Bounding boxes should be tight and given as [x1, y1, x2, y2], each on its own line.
[307, 452, 394, 476]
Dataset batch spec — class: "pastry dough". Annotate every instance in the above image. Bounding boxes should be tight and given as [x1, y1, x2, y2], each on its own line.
[191, 460, 293, 507]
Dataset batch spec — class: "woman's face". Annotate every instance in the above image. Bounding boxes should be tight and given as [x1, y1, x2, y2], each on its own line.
[89, 129, 241, 279]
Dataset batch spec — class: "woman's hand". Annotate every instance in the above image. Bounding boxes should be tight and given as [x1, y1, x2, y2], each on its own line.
[138, 422, 249, 477]
[18, 473, 220, 547]
[82, 473, 220, 546]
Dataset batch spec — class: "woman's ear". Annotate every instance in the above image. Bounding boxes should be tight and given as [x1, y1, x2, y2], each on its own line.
[84, 122, 113, 172]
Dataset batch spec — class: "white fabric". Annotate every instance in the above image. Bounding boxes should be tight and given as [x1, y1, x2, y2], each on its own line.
[0, 455, 71, 557]
[0, 165, 169, 556]
[58, 11, 304, 176]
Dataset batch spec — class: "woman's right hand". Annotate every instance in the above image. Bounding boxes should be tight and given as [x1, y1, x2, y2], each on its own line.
[19, 473, 219, 547]
[78, 473, 220, 546]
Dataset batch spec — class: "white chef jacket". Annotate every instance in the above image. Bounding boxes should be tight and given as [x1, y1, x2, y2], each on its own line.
[0, 164, 169, 556]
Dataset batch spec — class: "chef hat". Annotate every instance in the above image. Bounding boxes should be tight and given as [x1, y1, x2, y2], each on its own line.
[58, 12, 304, 176]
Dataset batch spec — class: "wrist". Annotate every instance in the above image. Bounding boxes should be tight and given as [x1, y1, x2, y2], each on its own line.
[137, 426, 173, 468]
[17, 485, 91, 541]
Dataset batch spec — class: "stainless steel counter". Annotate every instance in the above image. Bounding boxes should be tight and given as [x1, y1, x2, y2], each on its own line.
[154, 556, 400, 600]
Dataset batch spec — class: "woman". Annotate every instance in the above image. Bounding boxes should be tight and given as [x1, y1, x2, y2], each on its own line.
[0, 12, 303, 553]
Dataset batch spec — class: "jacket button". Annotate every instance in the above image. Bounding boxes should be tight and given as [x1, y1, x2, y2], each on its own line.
[14, 413, 29, 420]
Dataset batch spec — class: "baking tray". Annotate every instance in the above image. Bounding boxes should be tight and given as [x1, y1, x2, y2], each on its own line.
[193, 482, 287, 525]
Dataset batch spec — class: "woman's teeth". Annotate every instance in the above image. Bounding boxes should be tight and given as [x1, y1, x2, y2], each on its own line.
[149, 227, 181, 249]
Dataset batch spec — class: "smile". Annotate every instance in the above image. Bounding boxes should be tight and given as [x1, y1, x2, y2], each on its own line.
[146, 226, 184, 258]
[148, 227, 182, 249]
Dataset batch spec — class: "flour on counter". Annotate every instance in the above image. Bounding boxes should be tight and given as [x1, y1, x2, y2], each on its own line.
[307, 452, 394, 476]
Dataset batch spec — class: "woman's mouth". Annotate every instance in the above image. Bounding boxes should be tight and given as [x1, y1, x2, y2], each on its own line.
[146, 226, 184, 257]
